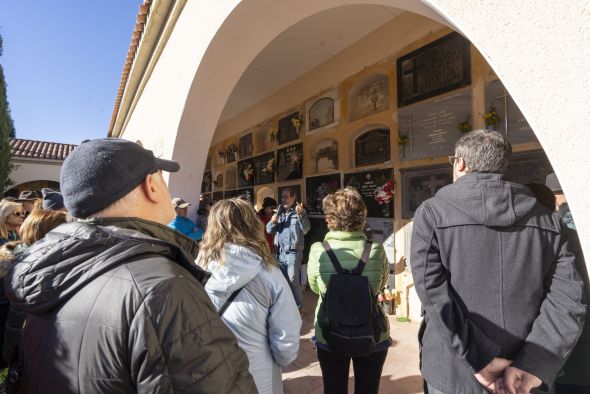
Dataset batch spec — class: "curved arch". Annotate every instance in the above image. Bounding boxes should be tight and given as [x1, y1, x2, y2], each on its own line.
[122, 0, 590, 261]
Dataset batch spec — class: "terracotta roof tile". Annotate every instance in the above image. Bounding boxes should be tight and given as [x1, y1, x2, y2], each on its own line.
[9, 138, 77, 161]
[108, 0, 152, 136]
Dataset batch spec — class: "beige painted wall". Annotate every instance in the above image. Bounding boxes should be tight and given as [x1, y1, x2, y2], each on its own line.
[7, 159, 62, 192]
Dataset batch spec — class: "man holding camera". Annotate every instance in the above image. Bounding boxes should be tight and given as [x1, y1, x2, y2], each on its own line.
[267, 188, 310, 309]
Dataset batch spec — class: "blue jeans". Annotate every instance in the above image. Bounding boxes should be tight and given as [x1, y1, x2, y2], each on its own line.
[278, 251, 302, 308]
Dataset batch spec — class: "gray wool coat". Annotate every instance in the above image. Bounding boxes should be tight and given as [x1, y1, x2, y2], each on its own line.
[411, 172, 587, 394]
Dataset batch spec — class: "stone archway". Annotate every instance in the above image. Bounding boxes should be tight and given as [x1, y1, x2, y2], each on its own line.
[120, 0, 590, 262]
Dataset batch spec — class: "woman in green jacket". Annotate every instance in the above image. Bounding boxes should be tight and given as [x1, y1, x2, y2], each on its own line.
[307, 187, 390, 394]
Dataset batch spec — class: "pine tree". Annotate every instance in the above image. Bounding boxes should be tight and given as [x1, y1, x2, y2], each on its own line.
[0, 33, 15, 194]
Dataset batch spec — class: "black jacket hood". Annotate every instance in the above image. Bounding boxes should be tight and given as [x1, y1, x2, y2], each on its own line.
[6, 217, 207, 315]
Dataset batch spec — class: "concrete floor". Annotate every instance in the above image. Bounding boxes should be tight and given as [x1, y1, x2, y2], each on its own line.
[282, 290, 424, 394]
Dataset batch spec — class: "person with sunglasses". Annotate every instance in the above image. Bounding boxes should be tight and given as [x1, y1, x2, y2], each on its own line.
[0, 202, 24, 246]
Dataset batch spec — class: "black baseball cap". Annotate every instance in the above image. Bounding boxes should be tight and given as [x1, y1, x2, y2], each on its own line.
[61, 138, 180, 218]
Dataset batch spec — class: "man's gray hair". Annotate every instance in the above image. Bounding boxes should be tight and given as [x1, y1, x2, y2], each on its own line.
[455, 130, 512, 174]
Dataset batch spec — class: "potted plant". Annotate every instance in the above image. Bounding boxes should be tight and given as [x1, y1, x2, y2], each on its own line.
[482, 105, 501, 130]
[398, 134, 409, 158]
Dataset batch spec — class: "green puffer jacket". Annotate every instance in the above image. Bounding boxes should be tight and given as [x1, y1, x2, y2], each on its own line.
[307, 231, 390, 346]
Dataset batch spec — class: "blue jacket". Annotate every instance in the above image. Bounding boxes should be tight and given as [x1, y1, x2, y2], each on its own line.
[168, 216, 203, 241]
[266, 207, 310, 253]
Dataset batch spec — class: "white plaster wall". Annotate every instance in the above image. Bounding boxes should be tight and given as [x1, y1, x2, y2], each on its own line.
[7, 160, 62, 191]
[120, 0, 590, 267]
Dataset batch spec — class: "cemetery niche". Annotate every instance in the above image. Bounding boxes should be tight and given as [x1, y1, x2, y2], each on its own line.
[355, 128, 391, 167]
[277, 143, 303, 182]
[305, 173, 342, 216]
[255, 121, 275, 153]
[237, 158, 255, 188]
[348, 74, 390, 122]
[239, 132, 254, 159]
[485, 79, 537, 145]
[401, 166, 452, 219]
[225, 188, 254, 204]
[344, 168, 394, 218]
[308, 97, 335, 131]
[201, 171, 212, 193]
[310, 139, 338, 173]
[278, 111, 302, 145]
[254, 152, 275, 185]
[212, 191, 224, 202]
[226, 143, 238, 163]
[213, 173, 224, 191]
[224, 166, 237, 190]
[397, 32, 471, 107]
[397, 87, 471, 161]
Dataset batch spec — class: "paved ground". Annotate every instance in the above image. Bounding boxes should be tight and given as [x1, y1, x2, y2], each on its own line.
[283, 290, 424, 394]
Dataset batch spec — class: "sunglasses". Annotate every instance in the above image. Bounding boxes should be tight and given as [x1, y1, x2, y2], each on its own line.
[13, 212, 25, 217]
[448, 155, 458, 166]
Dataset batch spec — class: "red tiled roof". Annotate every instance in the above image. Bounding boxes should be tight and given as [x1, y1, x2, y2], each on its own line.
[9, 138, 77, 161]
[108, 0, 152, 136]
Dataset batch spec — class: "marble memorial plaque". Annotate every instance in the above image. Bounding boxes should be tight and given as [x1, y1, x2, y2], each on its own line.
[237, 158, 255, 188]
[344, 168, 394, 218]
[205, 155, 211, 171]
[254, 152, 275, 185]
[401, 166, 453, 219]
[398, 87, 471, 161]
[348, 74, 390, 122]
[239, 133, 254, 159]
[355, 128, 391, 167]
[303, 217, 329, 263]
[277, 143, 303, 182]
[397, 32, 471, 107]
[213, 173, 224, 191]
[485, 79, 537, 145]
[278, 112, 301, 145]
[305, 173, 342, 216]
[225, 166, 237, 190]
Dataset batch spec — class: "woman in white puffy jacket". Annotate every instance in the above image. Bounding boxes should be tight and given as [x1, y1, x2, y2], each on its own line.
[197, 198, 302, 394]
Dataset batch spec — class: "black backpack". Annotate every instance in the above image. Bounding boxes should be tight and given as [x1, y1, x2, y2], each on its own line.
[319, 240, 387, 357]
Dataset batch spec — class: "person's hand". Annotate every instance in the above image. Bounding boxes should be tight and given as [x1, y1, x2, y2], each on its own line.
[475, 358, 512, 392]
[271, 214, 279, 223]
[500, 366, 542, 394]
[295, 202, 305, 215]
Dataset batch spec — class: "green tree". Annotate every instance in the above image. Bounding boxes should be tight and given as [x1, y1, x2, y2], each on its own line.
[0, 33, 15, 194]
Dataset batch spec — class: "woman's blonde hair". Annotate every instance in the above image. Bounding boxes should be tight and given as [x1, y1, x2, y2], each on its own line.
[0, 201, 24, 239]
[323, 187, 367, 232]
[19, 209, 67, 245]
[197, 198, 278, 270]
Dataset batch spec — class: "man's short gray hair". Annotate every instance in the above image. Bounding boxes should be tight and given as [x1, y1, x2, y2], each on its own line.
[455, 130, 512, 174]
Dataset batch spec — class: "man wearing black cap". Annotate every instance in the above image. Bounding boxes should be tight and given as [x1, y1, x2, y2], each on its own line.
[5, 139, 255, 393]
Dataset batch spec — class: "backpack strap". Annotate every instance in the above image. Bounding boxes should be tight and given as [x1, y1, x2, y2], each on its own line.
[351, 241, 373, 275]
[218, 286, 245, 317]
[322, 241, 348, 273]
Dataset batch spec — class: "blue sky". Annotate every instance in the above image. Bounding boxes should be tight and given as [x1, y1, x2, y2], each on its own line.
[0, 1, 142, 144]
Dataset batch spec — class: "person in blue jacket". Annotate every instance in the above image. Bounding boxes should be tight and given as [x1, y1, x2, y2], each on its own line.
[168, 197, 204, 240]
